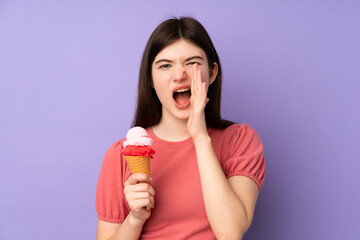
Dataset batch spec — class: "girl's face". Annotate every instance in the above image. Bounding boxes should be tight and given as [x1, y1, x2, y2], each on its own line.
[151, 39, 218, 121]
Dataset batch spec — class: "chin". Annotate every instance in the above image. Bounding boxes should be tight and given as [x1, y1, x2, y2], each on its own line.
[176, 114, 190, 121]
[174, 109, 191, 120]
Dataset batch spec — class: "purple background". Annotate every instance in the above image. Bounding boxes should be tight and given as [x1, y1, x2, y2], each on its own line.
[1, 1, 359, 239]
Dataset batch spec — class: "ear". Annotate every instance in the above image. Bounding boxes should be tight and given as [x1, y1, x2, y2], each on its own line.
[209, 62, 218, 85]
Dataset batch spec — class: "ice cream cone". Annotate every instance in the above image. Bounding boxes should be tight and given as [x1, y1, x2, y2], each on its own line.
[124, 155, 151, 175]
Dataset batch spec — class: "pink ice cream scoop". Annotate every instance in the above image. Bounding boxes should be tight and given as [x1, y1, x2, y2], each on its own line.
[123, 126, 153, 147]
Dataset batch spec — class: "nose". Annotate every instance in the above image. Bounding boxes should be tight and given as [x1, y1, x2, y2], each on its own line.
[173, 66, 188, 82]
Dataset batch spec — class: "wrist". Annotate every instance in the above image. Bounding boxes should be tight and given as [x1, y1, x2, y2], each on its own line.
[128, 212, 146, 227]
[192, 133, 211, 146]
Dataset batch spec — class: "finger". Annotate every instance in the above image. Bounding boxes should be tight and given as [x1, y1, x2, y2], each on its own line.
[127, 191, 153, 201]
[135, 198, 153, 210]
[202, 82, 208, 100]
[130, 195, 154, 211]
[142, 198, 153, 211]
[191, 64, 196, 97]
[125, 173, 151, 186]
[132, 182, 155, 195]
[145, 201, 154, 211]
[126, 191, 154, 208]
[147, 184, 156, 196]
[195, 65, 201, 94]
[145, 194, 155, 211]
[130, 199, 152, 212]
[124, 185, 156, 205]
[124, 183, 155, 198]
[126, 196, 152, 211]
[132, 173, 152, 183]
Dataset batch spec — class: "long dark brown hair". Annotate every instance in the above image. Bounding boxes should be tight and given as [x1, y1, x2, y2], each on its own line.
[132, 17, 233, 129]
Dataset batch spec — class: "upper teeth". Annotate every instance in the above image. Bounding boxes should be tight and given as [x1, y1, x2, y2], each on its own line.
[175, 88, 189, 93]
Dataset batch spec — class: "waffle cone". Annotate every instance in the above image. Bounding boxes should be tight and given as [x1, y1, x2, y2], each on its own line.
[124, 156, 150, 175]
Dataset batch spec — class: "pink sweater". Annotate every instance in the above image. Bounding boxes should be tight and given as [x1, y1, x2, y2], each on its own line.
[96, 124, 265, 239]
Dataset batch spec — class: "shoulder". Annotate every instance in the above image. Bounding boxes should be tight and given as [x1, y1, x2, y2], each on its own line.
[210, 124, 266, 190]
[101, 139, 126, 164]
[209, 123, 260, 143]
[97, 138, 131, 187]
[209, 123, 263, 160]
[106, 138, 125, 153]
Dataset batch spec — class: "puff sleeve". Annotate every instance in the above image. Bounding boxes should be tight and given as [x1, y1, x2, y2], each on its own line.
[221, 124, 265, 191]
[95, 140, 130, 223]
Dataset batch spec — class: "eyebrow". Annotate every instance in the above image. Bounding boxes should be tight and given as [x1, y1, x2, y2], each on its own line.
[154, 55, 204, 65]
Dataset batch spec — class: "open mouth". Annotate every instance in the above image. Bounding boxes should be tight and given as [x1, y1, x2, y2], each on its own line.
[173, 87, 191, 108]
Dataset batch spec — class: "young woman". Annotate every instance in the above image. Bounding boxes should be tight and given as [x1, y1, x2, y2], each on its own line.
[96, 17, 265, 240]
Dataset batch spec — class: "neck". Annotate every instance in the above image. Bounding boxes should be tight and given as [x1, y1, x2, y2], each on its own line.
[152, 114, 190, 142]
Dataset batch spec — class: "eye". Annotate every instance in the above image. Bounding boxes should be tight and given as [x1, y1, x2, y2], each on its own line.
[186, 61, 200, 66]
[159, 64, 171, 69]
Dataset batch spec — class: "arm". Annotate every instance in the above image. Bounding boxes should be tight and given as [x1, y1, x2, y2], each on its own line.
[96, 174, 155, 240]
[96, 214, 142, 240]
[188, 65, 259, 239]
[193, 136, 259, 239]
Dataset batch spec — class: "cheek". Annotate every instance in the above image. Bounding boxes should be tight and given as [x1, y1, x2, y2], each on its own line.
[184, 66, 194, 78]
[153, 81, 165, 97]
[152, 72, 163, 88]
[152, 74, 168, 100]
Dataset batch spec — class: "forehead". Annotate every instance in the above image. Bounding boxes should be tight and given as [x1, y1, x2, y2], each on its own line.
[154, 39, 206, 61]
